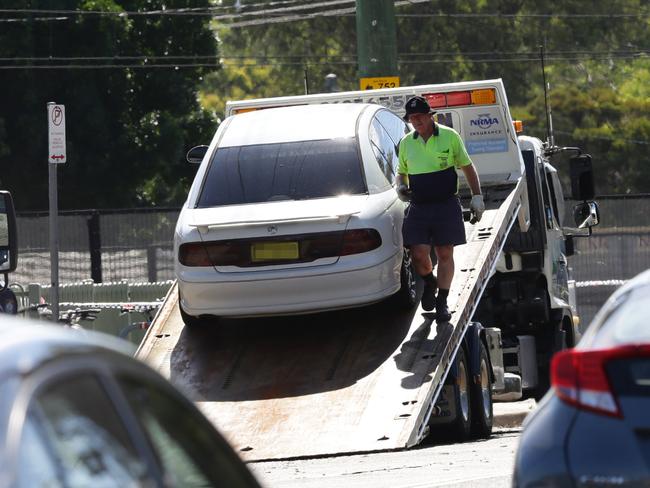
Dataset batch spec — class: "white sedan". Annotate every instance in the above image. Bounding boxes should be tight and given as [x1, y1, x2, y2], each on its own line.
[174, 103, 417, 323]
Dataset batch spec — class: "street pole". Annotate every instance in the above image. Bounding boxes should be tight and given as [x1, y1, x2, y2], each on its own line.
[355, 0, 398, 80]
[48, 150, 59, 323]
[47, 101, 65, 323]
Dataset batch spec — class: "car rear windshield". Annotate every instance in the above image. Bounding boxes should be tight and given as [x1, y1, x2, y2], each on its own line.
[197, 138, 366, 207]
[587, 283, 650, 348]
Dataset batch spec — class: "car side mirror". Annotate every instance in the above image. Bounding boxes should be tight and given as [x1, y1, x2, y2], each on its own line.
[569, 154, 595, 201]
[186, 145, 209, 164]
[0, 191, 18, 275]
[573, 201, 600, 229]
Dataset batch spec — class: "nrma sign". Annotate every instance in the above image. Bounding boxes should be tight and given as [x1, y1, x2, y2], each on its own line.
[470, 114, 499, 130]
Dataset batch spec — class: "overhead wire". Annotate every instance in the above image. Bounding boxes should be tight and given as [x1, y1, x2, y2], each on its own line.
[1, 49, 647, 62]
[0, 52, 645, 69]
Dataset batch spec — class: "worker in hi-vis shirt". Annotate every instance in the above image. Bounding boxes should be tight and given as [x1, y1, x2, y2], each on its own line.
[397, 96, 484, 322]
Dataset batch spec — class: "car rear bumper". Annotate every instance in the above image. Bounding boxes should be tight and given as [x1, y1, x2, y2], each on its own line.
[178, 252, 402, 317]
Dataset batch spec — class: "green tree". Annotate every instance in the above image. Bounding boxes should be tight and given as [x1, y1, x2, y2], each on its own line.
[0, 0, 219, 210]
[205, 0, 648, 195]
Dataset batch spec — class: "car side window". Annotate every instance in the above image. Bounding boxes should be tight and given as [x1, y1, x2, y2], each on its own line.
[375, 110, 408, 174]
[18, 374, 150, 488]
[118, 375, 258, 488]
[370, 118, 399, 183]
[17, 415, 63, 487]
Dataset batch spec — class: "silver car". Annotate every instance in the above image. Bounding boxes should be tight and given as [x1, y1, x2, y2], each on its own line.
[0, 317, 262, 488]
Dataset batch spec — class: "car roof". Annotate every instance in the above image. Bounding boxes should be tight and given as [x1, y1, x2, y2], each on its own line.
[0, 316, 134, 377]
[219, 103, 378, 147]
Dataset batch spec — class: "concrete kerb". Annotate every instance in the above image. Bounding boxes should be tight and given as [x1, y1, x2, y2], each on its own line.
[493, 398, 537, 428]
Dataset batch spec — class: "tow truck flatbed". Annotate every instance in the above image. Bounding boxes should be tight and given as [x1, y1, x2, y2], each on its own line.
[136, 181, 524, 461]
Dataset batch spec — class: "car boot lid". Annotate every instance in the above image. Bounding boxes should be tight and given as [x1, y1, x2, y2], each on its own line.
[187, 194, 367, 232]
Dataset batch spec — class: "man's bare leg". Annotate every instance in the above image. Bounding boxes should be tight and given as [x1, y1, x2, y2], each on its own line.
[410, 244, 438, 311]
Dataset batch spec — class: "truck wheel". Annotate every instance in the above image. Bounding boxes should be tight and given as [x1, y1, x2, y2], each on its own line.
[391, 249, 418, 309]
[449, 347, 472, 441]
[470, 341, 493, 438]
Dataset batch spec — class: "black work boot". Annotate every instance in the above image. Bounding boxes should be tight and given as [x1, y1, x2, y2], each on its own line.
[420, 273, 438, 311]
[435, 289, 451, 322]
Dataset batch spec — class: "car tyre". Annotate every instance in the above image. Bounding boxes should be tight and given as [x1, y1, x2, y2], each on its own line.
[391, 248, 418, 309]
[179, 303, 205, 328]
[470, 341, 493, 438]
[178, 293, 214, 328]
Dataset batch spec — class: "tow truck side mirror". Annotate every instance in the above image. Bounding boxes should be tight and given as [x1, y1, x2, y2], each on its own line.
[569, 154, 595, 201]
[0, 191, 18, 274]
[186, 145, 209, 164]
[573, 201, 600, 229]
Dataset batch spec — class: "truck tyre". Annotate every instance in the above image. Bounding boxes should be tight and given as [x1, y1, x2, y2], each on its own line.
[390, 249, 418, 309]
[470, 341, 493, 438]
[449, 347, 472, 441]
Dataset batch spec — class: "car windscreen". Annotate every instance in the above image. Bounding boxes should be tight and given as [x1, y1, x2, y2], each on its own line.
[196, 138, 366, 207]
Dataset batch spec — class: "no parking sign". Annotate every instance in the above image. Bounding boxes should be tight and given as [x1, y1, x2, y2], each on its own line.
[47, 103, 66, 163]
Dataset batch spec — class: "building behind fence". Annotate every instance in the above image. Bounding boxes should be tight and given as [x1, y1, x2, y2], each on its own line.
[13, 196, 650, 326]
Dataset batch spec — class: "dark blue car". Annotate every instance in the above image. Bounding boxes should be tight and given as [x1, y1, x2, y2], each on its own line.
[513, 269, 650, 487]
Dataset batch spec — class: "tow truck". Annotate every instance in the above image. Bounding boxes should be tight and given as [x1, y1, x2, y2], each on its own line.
[136, 79, 599, 461]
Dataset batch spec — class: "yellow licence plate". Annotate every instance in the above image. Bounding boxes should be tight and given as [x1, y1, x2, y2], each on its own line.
[251, 241, 299, 262]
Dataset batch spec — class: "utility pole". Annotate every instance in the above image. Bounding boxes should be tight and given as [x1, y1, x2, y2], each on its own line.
[356, 0, 400, 90]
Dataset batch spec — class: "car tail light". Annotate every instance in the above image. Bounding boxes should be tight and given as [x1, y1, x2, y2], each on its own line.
[178, 242, 212, 267]
[551, 345, 650, 418]
[179, 229, 381, 267]
[340, 229, 382, 256]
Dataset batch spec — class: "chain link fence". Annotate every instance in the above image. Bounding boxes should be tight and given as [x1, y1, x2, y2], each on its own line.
[15, 208, 179, 285]
[12, 196, 650, 326]
[563, 195, 650, 326]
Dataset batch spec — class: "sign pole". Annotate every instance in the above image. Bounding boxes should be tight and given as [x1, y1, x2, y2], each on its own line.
[47, 101, 66, 323]
[48, 151, 59, 323]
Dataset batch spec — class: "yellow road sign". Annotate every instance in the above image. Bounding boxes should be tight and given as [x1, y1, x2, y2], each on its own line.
[360, 76, 400, 90]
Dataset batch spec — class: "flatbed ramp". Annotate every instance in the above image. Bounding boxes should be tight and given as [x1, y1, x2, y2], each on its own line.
[137, 182, 524, 461]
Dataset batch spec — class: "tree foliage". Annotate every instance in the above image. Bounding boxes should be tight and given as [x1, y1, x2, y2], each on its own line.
[0, 0, 218, 210]
[204, 0, 649, 195]
[0, 0, 647, 210]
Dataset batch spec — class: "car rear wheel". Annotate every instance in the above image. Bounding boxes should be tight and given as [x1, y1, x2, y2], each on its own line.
[178, 293, 214, 328]
[391, 249, 418, 309]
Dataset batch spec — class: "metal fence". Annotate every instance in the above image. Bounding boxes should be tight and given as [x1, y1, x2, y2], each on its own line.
[12, 196, 650, 326]
[563, 195, 650, 327]
[15, 208, 179, 285]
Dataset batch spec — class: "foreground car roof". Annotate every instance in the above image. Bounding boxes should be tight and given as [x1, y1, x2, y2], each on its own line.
[0, 317, 134, 376]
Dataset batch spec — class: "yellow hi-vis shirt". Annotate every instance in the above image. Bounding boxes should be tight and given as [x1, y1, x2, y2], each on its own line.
[398, 123, 472, 203]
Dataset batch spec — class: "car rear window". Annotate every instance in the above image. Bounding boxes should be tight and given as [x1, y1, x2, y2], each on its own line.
[585, 284, 650, 349]
[197, 138, 366, 207]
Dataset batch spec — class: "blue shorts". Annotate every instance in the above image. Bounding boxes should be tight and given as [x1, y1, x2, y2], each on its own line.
[402, 197, 466, 247]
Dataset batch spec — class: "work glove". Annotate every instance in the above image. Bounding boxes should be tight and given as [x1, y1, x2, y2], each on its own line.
[470, 194, 485, 223]
[397, 184, 411, 202]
